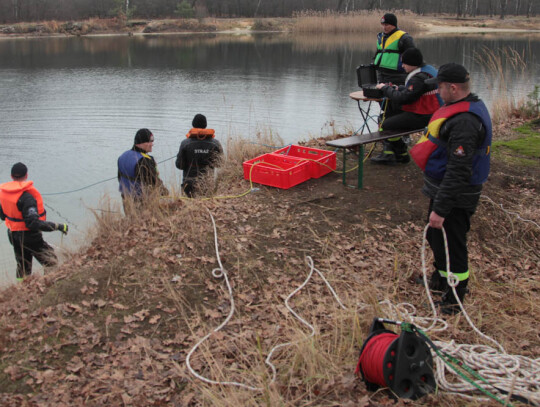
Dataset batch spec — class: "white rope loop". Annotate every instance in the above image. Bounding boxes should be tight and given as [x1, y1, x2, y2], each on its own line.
[186, 210, 347, 391]
[185, 209, 539, 405]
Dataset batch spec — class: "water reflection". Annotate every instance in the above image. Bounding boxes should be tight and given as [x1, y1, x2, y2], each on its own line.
[0, 32, 538, 286]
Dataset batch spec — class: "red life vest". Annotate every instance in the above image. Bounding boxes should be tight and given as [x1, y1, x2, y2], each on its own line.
[0, 180, 46, 231]
[401, 65, 443, 115]
[186, 128, 215, 140]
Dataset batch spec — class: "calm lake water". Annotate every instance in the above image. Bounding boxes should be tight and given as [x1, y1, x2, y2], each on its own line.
[1, 31, 539, 286]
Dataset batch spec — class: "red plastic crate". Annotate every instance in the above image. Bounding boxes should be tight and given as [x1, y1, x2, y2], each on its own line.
[273, 145, 336, 178]
[243, 153, 311, 189]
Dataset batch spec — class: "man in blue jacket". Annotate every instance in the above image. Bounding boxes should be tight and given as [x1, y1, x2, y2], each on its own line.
[118, 129, 168, 211]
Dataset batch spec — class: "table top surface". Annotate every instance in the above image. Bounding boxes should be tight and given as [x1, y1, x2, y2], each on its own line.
[349, 90, 382, 102]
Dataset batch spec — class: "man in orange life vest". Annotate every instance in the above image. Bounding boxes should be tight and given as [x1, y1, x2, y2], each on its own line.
[117, 128, 169, 210]
[372, 47, 442, 165]
[0, 163, 68, 282]
[176, 114, 223, 198]
[411, 63, 492, 315]
[374, 13, 415, 85]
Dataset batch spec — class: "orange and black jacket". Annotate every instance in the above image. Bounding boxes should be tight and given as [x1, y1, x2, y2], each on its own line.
[0, 181, 57, 233]
[176, 128, 223, 182]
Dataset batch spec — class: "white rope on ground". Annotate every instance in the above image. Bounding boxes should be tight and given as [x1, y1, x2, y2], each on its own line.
[185, 209, 346, 391]
[186, 209, 540, 404]
[421, 224, 506, 354]
[482, 194, 540, 230]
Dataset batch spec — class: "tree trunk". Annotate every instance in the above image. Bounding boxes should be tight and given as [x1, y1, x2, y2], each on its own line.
[500, 0, 507, 19]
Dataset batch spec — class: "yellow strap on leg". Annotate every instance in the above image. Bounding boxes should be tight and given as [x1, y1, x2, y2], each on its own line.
[438, 269, 470, 281]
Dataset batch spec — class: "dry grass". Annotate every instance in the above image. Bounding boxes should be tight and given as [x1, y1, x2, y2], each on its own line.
[473, 46, 537, 126]
[293, 10, 420, 34]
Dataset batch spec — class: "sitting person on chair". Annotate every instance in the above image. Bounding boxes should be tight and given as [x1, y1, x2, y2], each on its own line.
[371, 48, 442, 165]
[176, 114, 223, 198]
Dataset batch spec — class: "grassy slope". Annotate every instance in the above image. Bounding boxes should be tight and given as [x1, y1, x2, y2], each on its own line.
[0, 119, 538, 406]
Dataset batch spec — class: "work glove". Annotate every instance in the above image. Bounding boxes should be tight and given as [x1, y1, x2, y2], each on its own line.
[57, 223, 69, 235]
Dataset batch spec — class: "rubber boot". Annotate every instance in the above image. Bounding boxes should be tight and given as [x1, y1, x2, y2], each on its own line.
[392, 138, 410, 164]
[438, 279, 469, 315]
[370, 141, 396, 164]
[415, 270, 448, 294]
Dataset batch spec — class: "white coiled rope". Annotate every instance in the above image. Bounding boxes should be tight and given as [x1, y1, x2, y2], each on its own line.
[185, 209, 539, 405]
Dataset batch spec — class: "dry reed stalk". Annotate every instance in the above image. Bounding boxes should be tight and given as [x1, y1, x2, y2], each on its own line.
[293, 10, 420, 34]
[474, 46, 528, 125]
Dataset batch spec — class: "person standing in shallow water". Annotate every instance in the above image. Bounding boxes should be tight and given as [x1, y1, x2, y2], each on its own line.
[176, 114, 223, 198]
[117, 128, 169, 211]
[0, 163, 68, 282]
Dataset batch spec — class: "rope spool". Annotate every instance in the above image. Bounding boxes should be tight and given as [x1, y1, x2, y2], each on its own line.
[357, 332, 399, 387]
[356, 318, 436, 400]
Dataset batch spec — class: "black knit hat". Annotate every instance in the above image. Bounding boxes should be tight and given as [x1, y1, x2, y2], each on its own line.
[402, 48, 423, 66]
[11, 162, 28, 178]
[192, 114, 207, 129]
[134, 128, 153, 145]
[381, 13, 397, 26]
[425, 63, 470, 85]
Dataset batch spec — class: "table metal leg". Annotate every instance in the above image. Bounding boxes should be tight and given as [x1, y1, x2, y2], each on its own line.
[357, 100, 379, 134]
[342, 148, 347, 185]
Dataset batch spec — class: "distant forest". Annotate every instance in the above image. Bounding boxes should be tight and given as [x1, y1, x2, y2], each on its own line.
[1, 0, 537, 23]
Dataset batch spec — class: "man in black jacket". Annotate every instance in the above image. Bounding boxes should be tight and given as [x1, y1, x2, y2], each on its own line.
[412, 63, 492, 315]
[374, 13, 415, 85]
[372, 48, 441, 164]
[176, 114, 223, 198]
[0, 163, 68, 282]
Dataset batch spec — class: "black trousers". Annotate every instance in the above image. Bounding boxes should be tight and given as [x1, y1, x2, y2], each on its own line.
[182, 181, 195, 198]
[381, 110, 431, 132]
[426, 200, 473, 275]
[8, 230, 57, 279]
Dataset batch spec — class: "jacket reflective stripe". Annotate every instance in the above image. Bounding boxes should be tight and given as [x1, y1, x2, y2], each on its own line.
[438, 269, 469, 281]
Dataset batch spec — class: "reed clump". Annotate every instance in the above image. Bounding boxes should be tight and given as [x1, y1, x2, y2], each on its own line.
[293, 9, 420, 34]
[474, 46, 540, 125]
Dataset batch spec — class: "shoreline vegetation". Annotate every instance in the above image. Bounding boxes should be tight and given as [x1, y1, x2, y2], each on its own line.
[1, 12, 540, 38]
[0, 11, 539, 407]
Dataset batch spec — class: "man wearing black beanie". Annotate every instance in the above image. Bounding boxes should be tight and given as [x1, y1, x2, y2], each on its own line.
[0, 163, 68, 282]
[118, 128, 169, 210]
[373, 13, 415, 85]
[176, 114, 223, 197]
[371, 47, 442, 164]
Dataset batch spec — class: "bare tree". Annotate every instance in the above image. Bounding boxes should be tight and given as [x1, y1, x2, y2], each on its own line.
[500, 0, 507, 18]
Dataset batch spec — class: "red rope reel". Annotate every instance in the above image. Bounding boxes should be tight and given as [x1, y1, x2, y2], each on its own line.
[356, 332, 398, 387]
[355, 318, 436, 400]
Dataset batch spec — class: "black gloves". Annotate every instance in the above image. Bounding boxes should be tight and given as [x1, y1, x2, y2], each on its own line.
[57, 223, 68, 235]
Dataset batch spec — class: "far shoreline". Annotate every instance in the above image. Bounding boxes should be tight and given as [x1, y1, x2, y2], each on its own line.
[1, 15, 539, 40]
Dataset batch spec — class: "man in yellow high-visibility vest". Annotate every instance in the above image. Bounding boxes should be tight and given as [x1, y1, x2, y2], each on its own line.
[373, 13, 415, 86]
